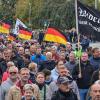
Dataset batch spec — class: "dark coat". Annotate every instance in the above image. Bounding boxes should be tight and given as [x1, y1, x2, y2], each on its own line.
[0, 60, 7, 76]
[29, 72, 36, 83]
[38, 60, 56, 72]
[89, 56, 100, 70]
[51, 89, 78, 100]
[72, 61, 94, 89]
[21, 96, 35, 100]
[91, 69, 99, 85]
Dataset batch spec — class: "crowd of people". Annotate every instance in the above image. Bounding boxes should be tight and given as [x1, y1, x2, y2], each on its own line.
[0, 33, 100, 100]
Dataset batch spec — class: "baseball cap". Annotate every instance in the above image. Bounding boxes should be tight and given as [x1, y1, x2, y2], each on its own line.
[57, 76, 72, 84]
[8, 66, 18, 73]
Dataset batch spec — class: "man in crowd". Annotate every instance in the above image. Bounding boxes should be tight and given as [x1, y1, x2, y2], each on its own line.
[89, 83, 100, 100]
[72, 52, 94, 100]
[47, 64, 80, 100]
[51, 76, 78, 100]
[89, 48, 100, 70]
[7, 68, 40, 100]
[0, 66, 18, 100]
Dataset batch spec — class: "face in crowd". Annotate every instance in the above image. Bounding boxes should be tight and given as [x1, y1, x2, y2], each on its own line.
[24, 84, 34, 100]
[69, 52, 75, 62]
[59, 82, 70, 93]
[58, 65, 69, 77]
[36, 72, 45, 84]
[20, 68, 30, 82]
[9, 66, 18, 81]
[90, 84, 100, 100]
[18, 47, 25, 56]
[81, 52, 88, 62]
[3, 49, 12, 61]
[59, 52, 66, 61]
[46, 52, 52, 60]
[92, 48, 100, 58]
[30, 45, 37, 54]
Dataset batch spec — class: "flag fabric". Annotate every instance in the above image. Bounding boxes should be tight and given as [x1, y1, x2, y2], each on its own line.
[77, 0, 100, 41]
[14, 18, 27, 35]
[44, 28, 67, 45]
[18, 26, 32, 40]
[7, 33, 16, 41]
[0, 21, 11, 34]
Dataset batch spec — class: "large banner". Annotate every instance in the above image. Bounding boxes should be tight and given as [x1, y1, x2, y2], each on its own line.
[77, 0, 100, 41]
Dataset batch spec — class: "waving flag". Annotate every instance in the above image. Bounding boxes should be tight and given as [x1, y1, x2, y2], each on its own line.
[44, 28, 67, 45]
[76, 0, 100, 41]
[7, 33, 16, 41]
[0, 21, 11, 34]
[18, 26, 32, 40]
[14, 18, 27, 35]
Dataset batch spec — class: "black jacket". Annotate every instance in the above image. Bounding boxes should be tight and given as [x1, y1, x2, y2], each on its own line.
[51, 89, 78, 100]
[91, 69, 99, 85]
[0, 60, 7, 76]
[38, 60, 56, 71]
[21, 96, 35, 100]
[72, 61, 94, 89]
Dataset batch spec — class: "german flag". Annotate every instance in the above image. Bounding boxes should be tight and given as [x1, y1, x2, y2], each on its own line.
[7, 33, 16, 41]
[18, 26, 32, 40]
[44, 28, 67, 45]
[0, 21, 11, 34]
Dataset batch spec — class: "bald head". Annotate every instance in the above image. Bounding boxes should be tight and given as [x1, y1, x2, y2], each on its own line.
[90, 84, 100, 100]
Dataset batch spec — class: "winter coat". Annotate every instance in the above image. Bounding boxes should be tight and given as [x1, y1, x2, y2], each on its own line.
[89, 56, 100, 70]
[51, 89, 78, 100]
[38, 60, 56, 71]
[72, 61, 94, 89]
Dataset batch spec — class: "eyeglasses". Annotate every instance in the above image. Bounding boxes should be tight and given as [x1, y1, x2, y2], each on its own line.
[9, 72, 17, 74]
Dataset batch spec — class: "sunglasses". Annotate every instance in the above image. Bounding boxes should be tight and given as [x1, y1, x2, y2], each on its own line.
[9, 72, 17, 74]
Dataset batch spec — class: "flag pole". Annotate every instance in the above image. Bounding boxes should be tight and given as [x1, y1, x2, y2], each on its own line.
[75, 0, 82, 77]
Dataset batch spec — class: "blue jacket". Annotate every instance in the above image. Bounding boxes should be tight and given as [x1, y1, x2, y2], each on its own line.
[89, 56, 100, 70]
[30, 54, 46, 64]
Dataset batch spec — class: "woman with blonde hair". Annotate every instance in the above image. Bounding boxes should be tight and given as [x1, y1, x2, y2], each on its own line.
[22, 84, 36, 100]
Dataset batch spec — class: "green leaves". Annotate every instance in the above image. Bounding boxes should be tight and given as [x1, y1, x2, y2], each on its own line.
[0, 0, 100, 29]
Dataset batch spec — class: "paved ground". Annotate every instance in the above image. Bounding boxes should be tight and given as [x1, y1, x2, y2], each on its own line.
[90, 42, 100, 49]
[72, 42, 100, 50]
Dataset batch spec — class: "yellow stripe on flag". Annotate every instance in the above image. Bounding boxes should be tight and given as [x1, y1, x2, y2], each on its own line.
[44, 34, 67, 45]
[18, 33, 31, 40]
[0, 26, 10, 34]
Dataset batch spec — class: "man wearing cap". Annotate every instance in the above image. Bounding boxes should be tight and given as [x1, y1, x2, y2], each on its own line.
[51, 76, 78, 100]
[47, 65, 80, 100]
[0, 66, 18, 100]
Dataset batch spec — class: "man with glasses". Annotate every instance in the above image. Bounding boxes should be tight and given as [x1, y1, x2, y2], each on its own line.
[0, 66, 18, 100]
[8, 68, 40, 100]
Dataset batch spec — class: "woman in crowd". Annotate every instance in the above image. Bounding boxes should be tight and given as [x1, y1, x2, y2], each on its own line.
[35, 72, 48, 100]
[22, 84, 36, 100]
